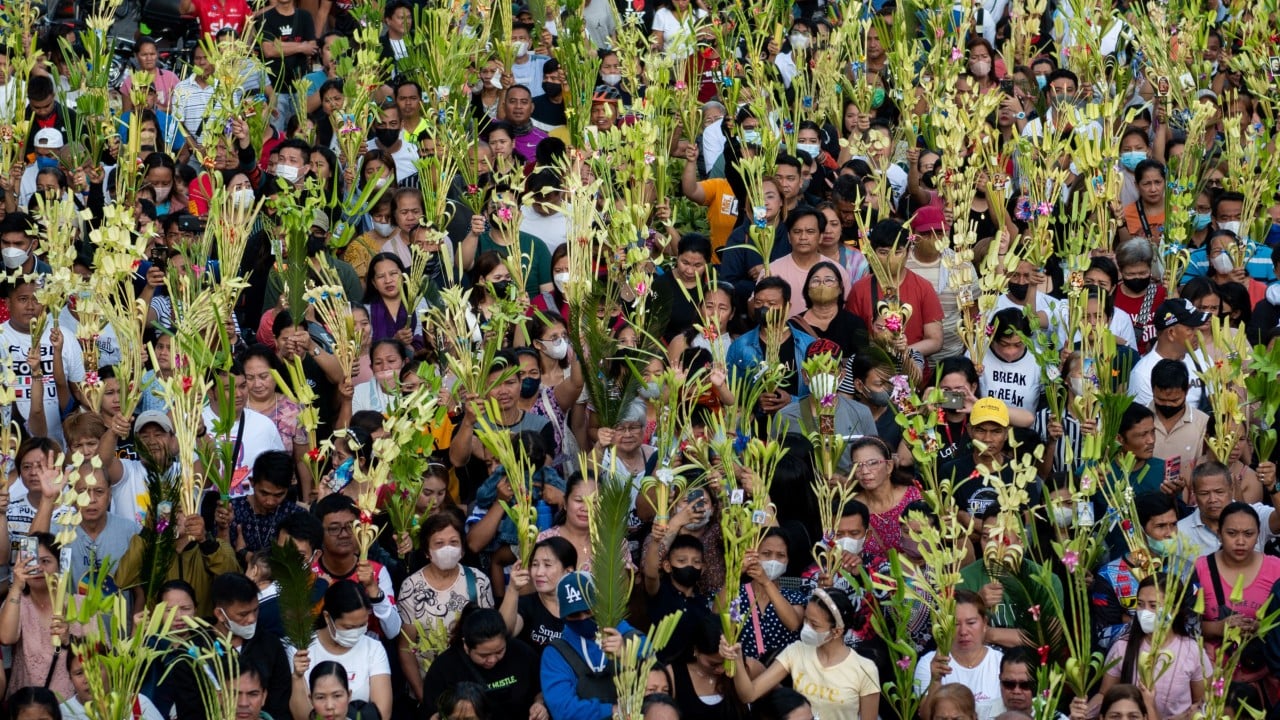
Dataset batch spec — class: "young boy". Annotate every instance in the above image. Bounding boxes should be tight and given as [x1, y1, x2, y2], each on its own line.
[643, 532, 714, 662]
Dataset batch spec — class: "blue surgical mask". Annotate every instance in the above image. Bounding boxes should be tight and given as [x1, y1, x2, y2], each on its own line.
[519, 376, 540, 399]
[1035, 74, 1048, 90]
[742, 129, 761, 145]
[36, 155, 59, 171]
[1192, 212, 1213, 231]
[1120, 151, 1148, 172]
[565, 617, 598, 639]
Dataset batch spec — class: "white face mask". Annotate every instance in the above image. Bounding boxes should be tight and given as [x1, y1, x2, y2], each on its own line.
[219, 609, 257, 640]
[789, 33, 810, 51]
[639, 380, 661, 400]
[1211, 252, 1235, 274]
[276, 164, 300, 183]
[430, 544, 463, 570]
[541, 337, 570, 360]
[489, 74, 504, 90]
[836, 537, 864, 555]
[513, 40, 530, 58]
[761, 560, 786, 581]
[1069, 377, 1085, 396]
[1053, 506, 1074, 528]
[374, 176, 390, 189]
[601, 73, 622, 86]
[799, 623, 829, 646]
[231, 188, 255, 210]
[796, 142, 821, 160]
[153, 185, 172, 203]
[328, 617, 366, 648]
[2, 247, 28, 270]
[1218, 220, 1241, 236]
[1136, 609, 1157, 634]
[553, 271, 569, 294]
[372, 221, 395, 238]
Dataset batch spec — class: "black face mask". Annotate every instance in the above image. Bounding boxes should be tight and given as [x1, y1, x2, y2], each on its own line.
[307, 234, 327, 255]
[921, 169, 938, 189]
[1122, 276, 1151, 293]
[375, 128, 400, 147]
[1154, 402, 1184, 419]
[542, 81, 562, 98]
[670, 565, 702, 588]
[753, 307, 772, 328]
[1007, 282, 1029, 301]
[490, 280, 512, 299]
[519, 376, 540, 399]
[475, 171, 493, 188]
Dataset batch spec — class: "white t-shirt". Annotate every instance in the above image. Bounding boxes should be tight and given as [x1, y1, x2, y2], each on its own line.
[652, 7, 707, 57]
[111, 459, 151, 526]
[62, 693, 163, 720]
[7, 494, 72, 538]
[520, 205, 569, 255]
[980, 348, 1043, 412]
[1128, 348, 1207, 408]
[0, 320, 87, 448]
[58, 306, 122, 368]
[295, 634, 391, 705]
[914, 648, 1006, 720]
[201, 406, 286, 497]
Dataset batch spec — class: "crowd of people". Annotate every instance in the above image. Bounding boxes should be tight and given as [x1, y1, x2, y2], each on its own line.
[0, 0, 1276, 719]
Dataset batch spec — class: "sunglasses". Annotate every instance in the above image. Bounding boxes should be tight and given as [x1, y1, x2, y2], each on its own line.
[1001, 680, 1034, 691]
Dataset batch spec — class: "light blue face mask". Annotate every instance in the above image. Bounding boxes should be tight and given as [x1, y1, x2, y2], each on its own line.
[742, 129, 761, 145]
[1035, 74, 1048, 90]
[1192, 212, 1213, 231]
[1120, 151, 1148, 172]
[35, 155, 59, 171]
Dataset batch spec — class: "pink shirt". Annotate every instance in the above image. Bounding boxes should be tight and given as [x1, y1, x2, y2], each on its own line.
[1195, 554, 1280, 621]
[121, 68, 182, 112]
[768, 254, 851, 309]
[1105, 635, 1210, 718]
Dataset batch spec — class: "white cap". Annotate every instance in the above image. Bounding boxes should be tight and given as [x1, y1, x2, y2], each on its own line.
[33, 128, 64, 150]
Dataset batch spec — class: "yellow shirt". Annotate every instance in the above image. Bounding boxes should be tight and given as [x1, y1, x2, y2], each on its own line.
[776, 641, 880, 720]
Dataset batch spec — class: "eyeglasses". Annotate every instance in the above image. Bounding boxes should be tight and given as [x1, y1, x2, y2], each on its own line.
[324, 524, 354, 536]
[616, 423, 645, 434]
[855, 459, 887, 470]
[1001, 680, 1034, 690]
[809, 277, 839, 286]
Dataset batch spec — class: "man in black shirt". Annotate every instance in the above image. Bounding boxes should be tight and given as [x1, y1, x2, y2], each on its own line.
[260, 0, 317, 130]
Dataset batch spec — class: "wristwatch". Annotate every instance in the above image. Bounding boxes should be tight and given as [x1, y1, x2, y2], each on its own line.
[1015, 112, 1026, 120]
[311, 346, 321, 357]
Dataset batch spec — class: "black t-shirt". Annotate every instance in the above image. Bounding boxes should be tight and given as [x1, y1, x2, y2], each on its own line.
[261, 8, 317, 86]
[420, 638, 541, 715]
[805, 309, 869, 360]
[532, 96, 567, 129]
[654, 272, 702, 343]
[646, 576, 715, 663]
[517, 593, 564, 653]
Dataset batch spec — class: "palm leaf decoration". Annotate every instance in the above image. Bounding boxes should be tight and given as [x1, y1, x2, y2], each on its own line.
[137, 462, 179, 606]
[269, 542, 319, 651]
[565, 282, 668, 428]
[586, 469, 636, 630]
[986, 559, 1067, 659]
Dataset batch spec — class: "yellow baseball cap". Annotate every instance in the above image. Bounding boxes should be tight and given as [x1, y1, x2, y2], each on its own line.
[970, 397, 1010, 427]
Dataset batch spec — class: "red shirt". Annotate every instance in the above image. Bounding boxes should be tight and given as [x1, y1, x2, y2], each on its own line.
[1112, 283, 1166, 355]
[192, 0, 252, 37]
[845, 270, 945, 345]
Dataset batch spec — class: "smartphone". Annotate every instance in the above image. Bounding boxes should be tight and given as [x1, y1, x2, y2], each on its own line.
[1165, 456, 1182, 487]
[999, 79, 1015, 95]
[939, 390, 966, 410]
[17, 536, 37, 570]
[686, 488, 708, 513]
[149, 245, 169, 272]
[325, 457, 355, 494]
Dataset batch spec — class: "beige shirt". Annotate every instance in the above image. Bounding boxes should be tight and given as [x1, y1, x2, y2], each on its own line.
[1152, 404, 1208, 484]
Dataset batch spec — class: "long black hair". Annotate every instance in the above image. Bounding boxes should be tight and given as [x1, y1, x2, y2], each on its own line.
[1118, 574, 1192, 684]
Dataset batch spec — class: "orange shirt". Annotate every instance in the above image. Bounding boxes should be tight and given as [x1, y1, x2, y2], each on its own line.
[696, 178, 740, 253]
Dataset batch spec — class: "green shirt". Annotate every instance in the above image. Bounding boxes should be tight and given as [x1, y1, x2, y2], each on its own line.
[477, 231, 552, 297]
[959, 558, 1064, 630]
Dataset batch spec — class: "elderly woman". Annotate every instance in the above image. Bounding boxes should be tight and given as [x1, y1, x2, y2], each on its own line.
[1111, 238, 1166, 354]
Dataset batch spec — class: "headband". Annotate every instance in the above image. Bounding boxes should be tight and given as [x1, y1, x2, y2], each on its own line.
[811, 588, 844, 632]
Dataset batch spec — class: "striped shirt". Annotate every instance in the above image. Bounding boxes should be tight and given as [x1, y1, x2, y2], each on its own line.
[170, 77, 216, 139]
[1032, 406, 1084, 475]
